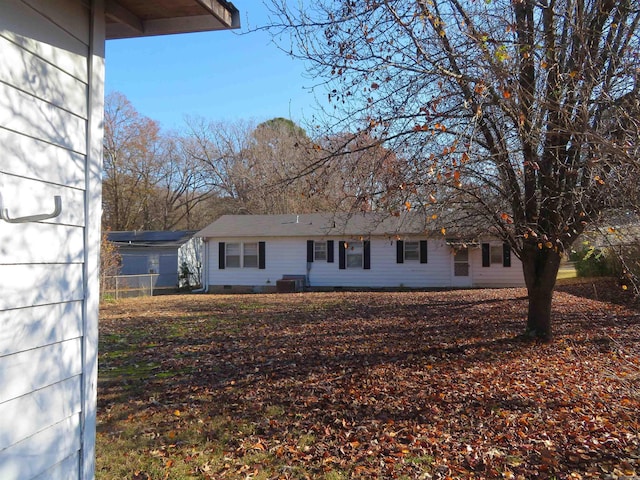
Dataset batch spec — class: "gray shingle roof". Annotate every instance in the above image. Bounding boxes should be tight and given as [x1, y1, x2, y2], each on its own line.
[195, 213, 437, 238]
[108, 230, 197, 247]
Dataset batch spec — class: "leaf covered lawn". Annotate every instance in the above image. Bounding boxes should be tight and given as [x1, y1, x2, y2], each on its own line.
[97, 281, 640, 479]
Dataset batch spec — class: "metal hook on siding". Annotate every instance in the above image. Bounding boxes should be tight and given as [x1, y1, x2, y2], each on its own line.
[0, 195, 62, 223]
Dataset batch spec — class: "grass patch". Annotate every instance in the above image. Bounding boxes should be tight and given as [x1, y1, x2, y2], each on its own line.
[323, 471, 348, 480]
[556, 262, 577, 279]
[98, 288, 640, 479]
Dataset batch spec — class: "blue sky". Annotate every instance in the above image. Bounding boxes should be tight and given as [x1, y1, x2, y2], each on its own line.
[105, 3, 321, 131]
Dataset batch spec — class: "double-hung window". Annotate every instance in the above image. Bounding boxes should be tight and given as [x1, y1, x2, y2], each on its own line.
[314, 241, 327, 261]
[338, 240, 370, 269]
[454, 248, 470, 276]
[490, 245, 502, 265]
[396, 240, 428, 264]
[404, 241, 420, 261]
[243, 242, 258, 268]
[346, 241, 363, 268]
[307, 240, 335, 263]
[225, 243, 241, 268]
[482, 243, 511, 268]
[220, 242, 265, 269]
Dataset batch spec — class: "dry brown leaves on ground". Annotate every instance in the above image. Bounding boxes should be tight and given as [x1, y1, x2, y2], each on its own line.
[97, 280, 640, 479]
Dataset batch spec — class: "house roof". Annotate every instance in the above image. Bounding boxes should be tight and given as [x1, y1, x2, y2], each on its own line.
[106, 0, 240, 39]
[108, 230, 197, 247]
[586, 222, 640, 248]
[196, 213, 448, 239]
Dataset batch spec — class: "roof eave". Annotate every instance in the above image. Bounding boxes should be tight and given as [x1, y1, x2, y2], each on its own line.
[105, 0, 240, 40]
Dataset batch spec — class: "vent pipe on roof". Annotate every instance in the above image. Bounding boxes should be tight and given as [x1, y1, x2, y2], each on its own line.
[296, 215, 299, 224]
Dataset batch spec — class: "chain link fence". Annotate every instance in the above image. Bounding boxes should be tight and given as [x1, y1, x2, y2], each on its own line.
[101, 274, 160, 300]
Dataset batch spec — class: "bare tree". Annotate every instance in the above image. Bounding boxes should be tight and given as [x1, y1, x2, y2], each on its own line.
[152, 133, 217, 230]
[182, 116, 255, 200]
[234, 117, 321, 213]
[309, 131, 407, 213]
[103, 94, 231, 231]
[267, 0, 640, 340]
[103, 92, 163, 230]
[99, 228, 121, 298]
[184, 116, 341, 214]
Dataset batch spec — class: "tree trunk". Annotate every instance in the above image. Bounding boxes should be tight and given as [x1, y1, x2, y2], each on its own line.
[520, 243, 562, 341]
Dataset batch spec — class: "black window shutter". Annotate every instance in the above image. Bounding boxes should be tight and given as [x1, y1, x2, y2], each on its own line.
[218, 242, 226, 269]
[503, 243, 511, 267]
[338, 241, 346, 269]
[258, 241, 266, 269]
[307, 240, 314, 263]
[327, 240, 334, 263]
[482, 243, 490, 267]
[420, 240, 428, 264]
[363, 240, 371, 270]
[396, 240, 404, 264]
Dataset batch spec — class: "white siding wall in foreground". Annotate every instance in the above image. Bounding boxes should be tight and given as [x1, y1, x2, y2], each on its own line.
[0, 0, 104, 478]
[206, 236, 525, 289]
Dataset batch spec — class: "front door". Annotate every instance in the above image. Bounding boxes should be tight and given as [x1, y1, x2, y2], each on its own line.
[451, 247, 472, 287]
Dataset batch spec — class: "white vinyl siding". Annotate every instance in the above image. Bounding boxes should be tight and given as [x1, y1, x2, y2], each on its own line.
[0, 176, 86, 226]
[32, 454, 81, 480]
[0, 302, 84, 356]
[325, 239, 450, 288]
[0, 128, 86, 188]
[0, 30, 89, 118]
[0, 377, 82, 451]
[206, 237, 456, 289]
[203, 235, 527, 289]
[0, 415, 81, 480]
[0, 81, 87, 153]
[0, 222, 85, 264]
[0, 263, 85, 311]
[0, 1, 103, 479]
[211, 238, 302, 287]
[473, 241, 525, 287]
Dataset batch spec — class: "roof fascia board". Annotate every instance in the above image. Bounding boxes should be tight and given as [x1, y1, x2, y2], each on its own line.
[196, 0, 240, 28]
[105, 0, 143, 34]
[107, 14, 235, 39]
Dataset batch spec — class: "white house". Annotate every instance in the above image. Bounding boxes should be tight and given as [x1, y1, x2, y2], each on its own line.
[0, 1, 238, 479]
[195, 213, 525, 292]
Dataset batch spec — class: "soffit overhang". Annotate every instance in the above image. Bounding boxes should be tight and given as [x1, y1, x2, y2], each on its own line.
[106, 0, 240, 40]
